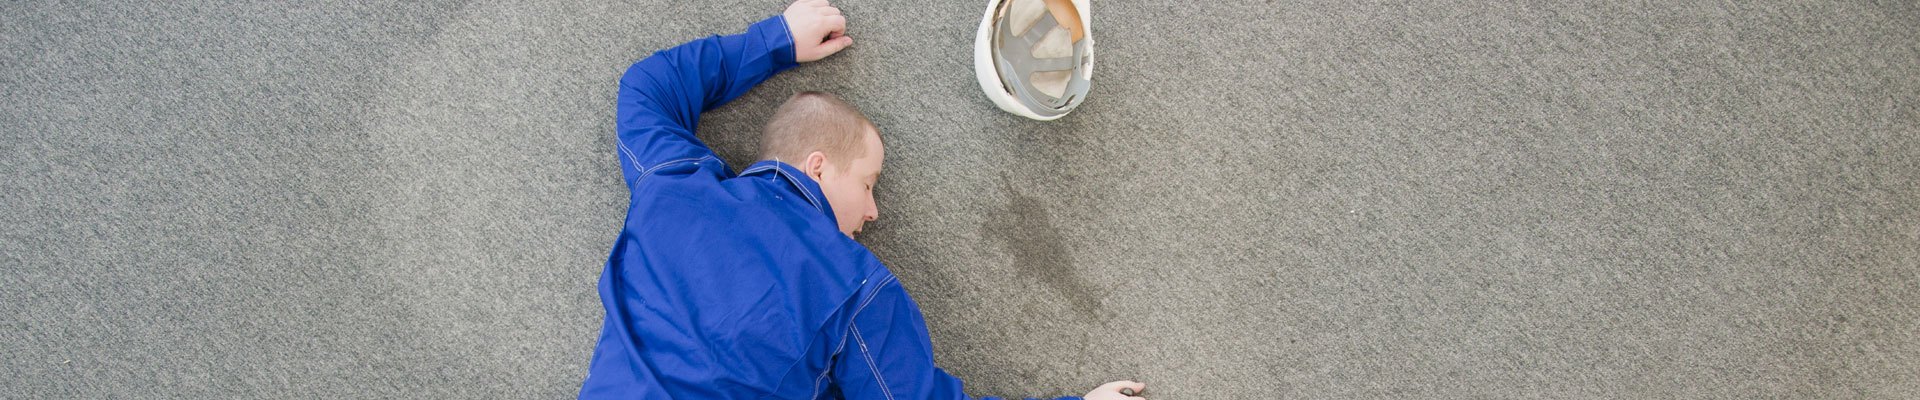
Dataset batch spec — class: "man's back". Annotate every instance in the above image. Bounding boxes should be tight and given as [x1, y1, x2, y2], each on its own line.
[581, 158, 893, 398]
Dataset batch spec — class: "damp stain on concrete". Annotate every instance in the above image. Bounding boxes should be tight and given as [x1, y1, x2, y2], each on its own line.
[982, 175, 1108, 323]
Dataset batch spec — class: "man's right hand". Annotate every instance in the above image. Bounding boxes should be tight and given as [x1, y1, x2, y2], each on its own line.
[783, 0, 853, 62]
[1085, 380, 1147, 400]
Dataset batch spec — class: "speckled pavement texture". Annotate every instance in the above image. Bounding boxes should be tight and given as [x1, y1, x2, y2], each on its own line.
[5, 1, 1918, 398]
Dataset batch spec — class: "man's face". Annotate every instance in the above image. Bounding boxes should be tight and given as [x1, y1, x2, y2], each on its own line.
[815, 129, 884, 237]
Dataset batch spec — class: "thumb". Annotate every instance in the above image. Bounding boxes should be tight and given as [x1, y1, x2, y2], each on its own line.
[1098, 380, 1146, 393]
[820, 34, 853, 55]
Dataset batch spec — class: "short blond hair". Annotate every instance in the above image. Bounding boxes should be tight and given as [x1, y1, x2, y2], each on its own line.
[759, 91, 875, 169]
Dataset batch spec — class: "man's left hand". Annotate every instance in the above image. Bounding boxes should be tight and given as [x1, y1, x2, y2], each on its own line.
[784, 0, 853, 62]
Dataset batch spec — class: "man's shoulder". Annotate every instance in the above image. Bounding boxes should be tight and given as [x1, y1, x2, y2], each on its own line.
[628, 170, 834, 230]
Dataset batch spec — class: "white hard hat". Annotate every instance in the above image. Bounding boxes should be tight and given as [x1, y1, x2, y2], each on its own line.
[973, 0, 1094, 121]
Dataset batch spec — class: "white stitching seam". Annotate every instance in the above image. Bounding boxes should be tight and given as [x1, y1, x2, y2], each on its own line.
[809, 325, 852, 400]
[857, 277, 898, 313]
[771, 168, 823, 211]
[851, 323, 896, 400]
[616, 141, 644, 173]
[774, 17, 796, 64]
[741, 164, 824, 212]
[810, 275, 897, 400]
[635, 155, 713, 184]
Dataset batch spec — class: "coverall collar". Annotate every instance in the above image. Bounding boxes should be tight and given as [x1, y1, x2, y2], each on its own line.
[741, 159, 837, 225]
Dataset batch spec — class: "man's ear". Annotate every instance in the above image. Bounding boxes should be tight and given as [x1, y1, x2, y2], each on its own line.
[804, 151, 829, 180]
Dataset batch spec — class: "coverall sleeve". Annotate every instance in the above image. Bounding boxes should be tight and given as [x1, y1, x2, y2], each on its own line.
[832, 279, 1084, 400]
[615, 15, 798, 187]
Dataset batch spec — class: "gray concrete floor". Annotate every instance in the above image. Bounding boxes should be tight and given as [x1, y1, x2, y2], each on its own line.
[5, 0, 1918, 398]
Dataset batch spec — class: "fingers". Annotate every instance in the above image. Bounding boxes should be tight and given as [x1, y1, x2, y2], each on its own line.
[785, 0, 850, 62]
[1083, 380, 1147, 400]
[1098, 380, 1146, 397]
[820, 34, 853, 55]
[787, 0, 820, 14]
[798, 0, 832, 12]
[788, 0, 831, 17]
[823, 14, 847, 35]
[807, 0, 841, 19]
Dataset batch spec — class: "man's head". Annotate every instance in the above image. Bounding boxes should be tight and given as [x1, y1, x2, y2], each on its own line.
[760, 91, 884, 237]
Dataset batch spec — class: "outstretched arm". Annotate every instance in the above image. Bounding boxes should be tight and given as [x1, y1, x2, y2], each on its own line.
[614, 0, 852, 187]
[830, 279, 1147, 400]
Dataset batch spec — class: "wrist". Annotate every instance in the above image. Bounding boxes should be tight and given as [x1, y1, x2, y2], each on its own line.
[752, 15, 800, 67]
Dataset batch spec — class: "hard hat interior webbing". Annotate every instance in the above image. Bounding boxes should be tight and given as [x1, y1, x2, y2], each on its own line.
[982, 0, 1093, 119]
[998, 6, 1086, 103]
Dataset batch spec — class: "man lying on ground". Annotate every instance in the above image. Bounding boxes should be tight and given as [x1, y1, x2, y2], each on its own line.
[578, 1, 1145, 399]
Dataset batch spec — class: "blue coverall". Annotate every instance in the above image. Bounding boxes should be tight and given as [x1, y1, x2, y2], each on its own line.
[578, 15, 1081, 400]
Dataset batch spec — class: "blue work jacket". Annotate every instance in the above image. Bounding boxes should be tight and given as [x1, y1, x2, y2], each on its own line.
[579, 15, 1079, 400]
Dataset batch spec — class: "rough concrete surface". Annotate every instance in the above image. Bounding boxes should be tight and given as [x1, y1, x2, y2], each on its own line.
[5, 0, 1918, 398]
